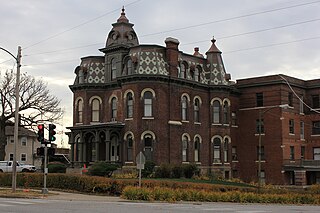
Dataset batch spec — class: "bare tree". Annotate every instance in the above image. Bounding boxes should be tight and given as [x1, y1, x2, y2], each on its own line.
[0, 70, 63, 160]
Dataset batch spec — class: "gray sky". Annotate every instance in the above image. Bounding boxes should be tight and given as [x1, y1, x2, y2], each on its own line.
[1, 0, 319, 147]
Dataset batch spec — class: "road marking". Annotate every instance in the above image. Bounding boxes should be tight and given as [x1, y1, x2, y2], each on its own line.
[3, 200, 35, 205]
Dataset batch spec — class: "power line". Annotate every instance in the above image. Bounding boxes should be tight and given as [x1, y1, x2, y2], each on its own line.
[140, 0, 320, 38]
[182, 18, 320, 46]
[23, 59, 79, 66]
[23, 0, 142, 50]
[24, 43, 102, 57]
[224, 36, 320, 54]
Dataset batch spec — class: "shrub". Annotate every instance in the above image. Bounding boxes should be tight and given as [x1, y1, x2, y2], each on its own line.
[154, 164, 171, 178]
[141, 161, 156, 178]
[182, 164, 198, 178]
[171, 165, 183, 178]
[48, 163, 67, 173]
[88, 162, 119, 177]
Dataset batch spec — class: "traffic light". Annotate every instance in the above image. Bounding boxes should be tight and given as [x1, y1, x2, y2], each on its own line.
[37, 124, 44, 142]
[48, 124, 56, 141]
[48, 147, 55, 156]
[36, 147, 44, 156]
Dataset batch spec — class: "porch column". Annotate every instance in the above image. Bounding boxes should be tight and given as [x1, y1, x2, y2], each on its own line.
[105, 130, 110, 161]
[69, 133, 75, 162]
[83, 142, 87, 163]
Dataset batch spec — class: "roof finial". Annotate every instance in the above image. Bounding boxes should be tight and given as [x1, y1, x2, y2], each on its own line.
[121, 6, 125, 15]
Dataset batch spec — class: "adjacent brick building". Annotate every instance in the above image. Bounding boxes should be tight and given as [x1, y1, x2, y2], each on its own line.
[67, 8, 320, 185]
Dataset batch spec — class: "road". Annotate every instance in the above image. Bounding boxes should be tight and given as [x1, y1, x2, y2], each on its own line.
[0, 197, 319, 213]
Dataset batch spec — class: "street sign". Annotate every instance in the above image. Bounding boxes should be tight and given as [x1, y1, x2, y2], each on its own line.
[136, 151, 146, 165]
[136, 152, 146, 187]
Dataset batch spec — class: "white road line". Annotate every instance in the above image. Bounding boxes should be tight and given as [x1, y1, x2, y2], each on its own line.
[2, 200, 35, 205]
[0, 203, 12, 207]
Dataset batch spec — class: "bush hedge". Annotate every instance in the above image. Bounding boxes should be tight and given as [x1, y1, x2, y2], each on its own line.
[122, 186, 320, 204]
[0, 173, 318, 204]
[88, 162, 119, 177]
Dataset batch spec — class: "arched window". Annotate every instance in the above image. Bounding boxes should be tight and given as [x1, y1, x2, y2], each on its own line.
[126, 92, 133, 118]
[127, 59, 132, 75]
[76, 99, 83, 123]
[194, 137, 200, 162]
[223, 100, 229, 124]
[111, 58, 117, 80]
[127, 134, 133, 161]
[224, 138, 229, 162]
[91, 98, 100, 122]
[111, 97, 117, 119]
[182, 135, 188, 162]
[144, 134, 153, 161]
[181, 96, 188, 121]
[195, 66, 200, 82]
[180, 63, 186, 78]
[144, 91, 153, 117]
[213, 137, 221, 163]
[213, 100, 220, 124]
[194, 98, 200, 122]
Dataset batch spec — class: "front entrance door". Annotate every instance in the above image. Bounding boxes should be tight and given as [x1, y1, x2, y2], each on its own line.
[110, 136, 119, 162]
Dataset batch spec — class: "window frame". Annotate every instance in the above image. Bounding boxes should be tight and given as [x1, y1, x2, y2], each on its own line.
[111, 97, 117, 119]
[312, 121, 320, 135]
[91, 98, 100, 122]
[182, 136, 188, 162]
[289, 119, 295, 134]
[126, 92, 133, 118]
[143, 91, 153, 117]
[256, 93, 263, 107]
[212, 100, 220, 124]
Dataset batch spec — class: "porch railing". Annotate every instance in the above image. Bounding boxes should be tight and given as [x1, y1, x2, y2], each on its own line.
[283, 159, 320, 167]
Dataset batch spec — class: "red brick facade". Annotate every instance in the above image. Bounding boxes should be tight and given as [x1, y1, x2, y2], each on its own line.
[67, 9, 320, 185]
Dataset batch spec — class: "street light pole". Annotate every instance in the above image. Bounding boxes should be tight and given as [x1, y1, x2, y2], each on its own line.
[257, 104, 289, 193]
[0, 46, 21, 193]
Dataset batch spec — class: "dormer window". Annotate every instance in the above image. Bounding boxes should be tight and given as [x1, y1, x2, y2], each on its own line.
[127, 59, 132, 75]
[111, 59, 117, 80]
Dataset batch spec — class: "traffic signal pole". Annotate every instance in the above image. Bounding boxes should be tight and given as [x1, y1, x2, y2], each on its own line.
[42, 144, 48, 194]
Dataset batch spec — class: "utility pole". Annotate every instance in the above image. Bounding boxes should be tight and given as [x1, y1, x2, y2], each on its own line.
[12, 46, 22, 193]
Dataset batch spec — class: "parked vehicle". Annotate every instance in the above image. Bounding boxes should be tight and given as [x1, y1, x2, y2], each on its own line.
[0, 161, 36, 173]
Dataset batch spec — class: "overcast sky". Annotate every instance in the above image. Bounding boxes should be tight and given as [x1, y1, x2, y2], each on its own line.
[1, 0, 319, 147]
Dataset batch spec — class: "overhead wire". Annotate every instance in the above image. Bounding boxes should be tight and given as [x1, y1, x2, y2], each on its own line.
[140, 0, 320, 37]
[23, 0, 142, 50]
[278, 74, 320, 114]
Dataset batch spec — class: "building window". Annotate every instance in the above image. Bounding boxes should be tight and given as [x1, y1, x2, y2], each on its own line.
[127, 134, 133, 161]
[213, 137, 221, 163]
[288, 92, 293, 107]
[194, 98, 200, 122]
[256, 119, 264, 134]
[9, 153, 13, 161]
[300, 121, 305, 140]
[301, 146, 305, 159]
[232, 146, 237, 161]
[126, 92, 133, 118]
[231, 112, 237, 126]
[256, 93, 263, 107]
[223, 101, 229, 124]
[21, 137, 27, 146]
[194, 137, 200, 162]
[127, 59, 132, 75]
[111, 58, 117, 80]
[91, 98, 100, 122]
[144, 134, 153, 161]
[312, 121, 320, 135]
[181, 96, 188, 121]
[20, 153, 26, 162]
[257, 146, 265, 160]
[195, 66, 200, 82]
[289, 119, 295, 134]
[314, 147, 320, 160]
[299, 96, 304, 114]
[213, 100, 220, 124]
[143, 91, 153, 117]
[111, 97, 117, 119]
[290, 146, 295, 160]
[76, 99, 83, 123]
[312, 95, 320, 109]
[224, 138, 229, 162]
[182, 136, 188, 162]
[180, 63, 186, 78]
